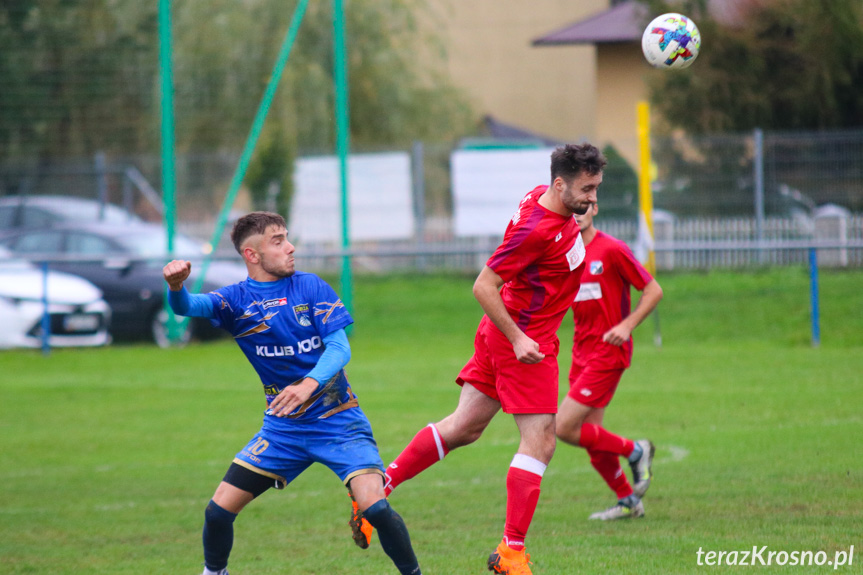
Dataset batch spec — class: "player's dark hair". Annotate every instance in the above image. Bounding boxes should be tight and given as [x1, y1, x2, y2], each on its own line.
[550, 143, 607, 184]
[230, 211, 287, 254]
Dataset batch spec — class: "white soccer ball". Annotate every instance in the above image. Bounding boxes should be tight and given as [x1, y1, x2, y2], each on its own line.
[641, 13, 701, 70]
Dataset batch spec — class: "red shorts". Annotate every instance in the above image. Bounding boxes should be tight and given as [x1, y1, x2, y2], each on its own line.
[456, 317, 559, 414]
[567, 362, 624, 408]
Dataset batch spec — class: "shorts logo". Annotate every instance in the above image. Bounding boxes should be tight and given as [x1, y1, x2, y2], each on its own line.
[580, 388, 593, 397]
[262, 297, 288, 309]
[590, 260, 604, 275]
[293, 303, 312, 326]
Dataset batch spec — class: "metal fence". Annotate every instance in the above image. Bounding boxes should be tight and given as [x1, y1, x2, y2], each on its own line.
[2, 129, 862, 273]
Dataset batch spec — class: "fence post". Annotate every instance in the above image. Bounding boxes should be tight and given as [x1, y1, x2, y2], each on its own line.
[412, 140, 426, 271]
[95, 151, 108, 221]
[808, 247, 820, 347]
[753, 128, 765, 264]
[41, 261, 51, 356]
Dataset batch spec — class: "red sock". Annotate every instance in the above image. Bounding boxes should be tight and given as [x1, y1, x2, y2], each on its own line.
[588, 448, 634, 499]
[579, 423, 635, 457]
[384, 424, 449, 496]
[503, 454, 545, 552]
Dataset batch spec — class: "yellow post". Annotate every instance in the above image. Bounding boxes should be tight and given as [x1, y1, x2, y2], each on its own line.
[637, 101, 656, 275]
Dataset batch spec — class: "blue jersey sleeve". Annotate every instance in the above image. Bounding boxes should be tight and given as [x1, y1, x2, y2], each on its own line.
[304, 329, 351, 386]
[167, 286, 215, 318]
[310, 277, 353, 337]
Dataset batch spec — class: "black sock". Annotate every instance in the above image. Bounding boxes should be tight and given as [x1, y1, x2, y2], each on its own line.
[203, 500, 237, 571]
[363, 499, 422, 575]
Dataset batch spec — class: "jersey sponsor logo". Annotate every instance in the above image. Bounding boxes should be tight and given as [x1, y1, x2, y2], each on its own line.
[262, 297, 288, 309]
[256, 345, 296, 357]
[255, 336, 322, 358]
[574, 282, 602, 302]
[566, 233, 586, 271]
[590, 260, 604, 275]
[293, 303, 312, 326]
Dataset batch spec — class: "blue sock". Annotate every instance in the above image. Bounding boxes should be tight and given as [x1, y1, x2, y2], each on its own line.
[203, 500, 237, 571]
[628, 442, 643, 463]
[363, 499, 422, 575]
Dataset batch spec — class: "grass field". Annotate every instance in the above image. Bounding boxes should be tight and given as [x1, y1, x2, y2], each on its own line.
[1, 267, 861, 574]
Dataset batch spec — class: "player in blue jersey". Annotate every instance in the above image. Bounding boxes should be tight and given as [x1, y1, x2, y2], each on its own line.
[162, 211, 421, 575]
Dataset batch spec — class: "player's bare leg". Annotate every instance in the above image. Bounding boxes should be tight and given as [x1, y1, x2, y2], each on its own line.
[349, 472, 422, 575]
[384, 383, 500, 496]
[488, 413, 555, 575]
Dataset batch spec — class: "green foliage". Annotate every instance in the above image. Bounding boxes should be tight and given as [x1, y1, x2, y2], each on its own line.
[598, 144, 639, 219]
[245, 127, 295, 218]
[646, 0, 863, 133]
[0, 0, 475, 161]
[0, 1, 157, 160]
[0, 270, 861, 573]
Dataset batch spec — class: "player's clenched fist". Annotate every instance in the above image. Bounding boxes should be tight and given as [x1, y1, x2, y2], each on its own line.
[163, 259, 192, 291]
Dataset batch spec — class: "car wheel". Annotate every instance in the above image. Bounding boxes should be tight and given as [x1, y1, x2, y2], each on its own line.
[151, 308, 193, 348]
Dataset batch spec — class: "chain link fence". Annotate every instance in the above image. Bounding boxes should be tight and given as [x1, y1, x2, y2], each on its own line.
[2, 129, 862, 273]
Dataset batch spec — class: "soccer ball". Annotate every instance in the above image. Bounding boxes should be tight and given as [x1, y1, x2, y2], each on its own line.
[641, 13, 701, 70]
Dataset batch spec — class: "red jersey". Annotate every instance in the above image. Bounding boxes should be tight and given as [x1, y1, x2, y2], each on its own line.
[571, 230, 653, 369]
[486, 186, 586, 343]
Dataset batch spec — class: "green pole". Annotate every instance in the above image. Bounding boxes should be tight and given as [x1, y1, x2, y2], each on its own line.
[188, 0, 309, 299]
[159, 0, 179, 343]
[333, 0, 353, 315]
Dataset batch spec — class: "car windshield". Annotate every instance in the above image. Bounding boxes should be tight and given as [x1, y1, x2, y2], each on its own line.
[116, 232, 206, 258]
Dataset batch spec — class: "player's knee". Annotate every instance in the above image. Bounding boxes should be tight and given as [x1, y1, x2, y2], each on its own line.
[438, 418, 483, 448]
[204, 500, 237, 527]
[363, 498, 398, 528]
[555, 421, 581, 445]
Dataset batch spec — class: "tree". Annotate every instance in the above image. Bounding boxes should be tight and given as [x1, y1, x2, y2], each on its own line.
[0, 0, 474, 161]
[646, 0, 863, 133]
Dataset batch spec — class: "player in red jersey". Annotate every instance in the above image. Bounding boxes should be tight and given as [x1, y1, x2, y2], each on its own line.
[555, 203, 663, 521]
[380, 144, 606, 575]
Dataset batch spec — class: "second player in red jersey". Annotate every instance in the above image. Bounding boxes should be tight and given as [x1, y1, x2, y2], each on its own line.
[555, 203, 663, 522]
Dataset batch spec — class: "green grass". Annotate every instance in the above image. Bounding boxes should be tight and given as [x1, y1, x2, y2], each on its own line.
[1, 268, 861, 574]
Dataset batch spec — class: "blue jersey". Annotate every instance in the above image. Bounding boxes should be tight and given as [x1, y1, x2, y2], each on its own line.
[204, 271, 355, 427]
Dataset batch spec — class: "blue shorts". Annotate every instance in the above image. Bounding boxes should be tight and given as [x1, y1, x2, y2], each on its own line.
[233, 406, 385, 488]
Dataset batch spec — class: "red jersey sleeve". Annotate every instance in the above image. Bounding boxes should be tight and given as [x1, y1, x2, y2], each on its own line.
[613, 239, 654, 290]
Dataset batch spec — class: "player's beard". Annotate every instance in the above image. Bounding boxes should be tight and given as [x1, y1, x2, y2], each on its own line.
[260, 255, 295, 278]
[562, 184, 593, 215]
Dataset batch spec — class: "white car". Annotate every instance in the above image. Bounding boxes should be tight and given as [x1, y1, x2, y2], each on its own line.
[0, 247, 111, 349]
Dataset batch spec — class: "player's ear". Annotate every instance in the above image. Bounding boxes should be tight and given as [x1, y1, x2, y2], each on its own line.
[242, 245, 259, 264]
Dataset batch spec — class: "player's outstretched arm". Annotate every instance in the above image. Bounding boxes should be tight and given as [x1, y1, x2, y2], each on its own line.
[602, 279, 663, 346]
[473, 266, 544, 364]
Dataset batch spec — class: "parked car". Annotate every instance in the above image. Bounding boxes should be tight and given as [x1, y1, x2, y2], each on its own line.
[0, 195, 142, 230]
[0, 222, 247, 347]
[0, 246, 111, 349]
